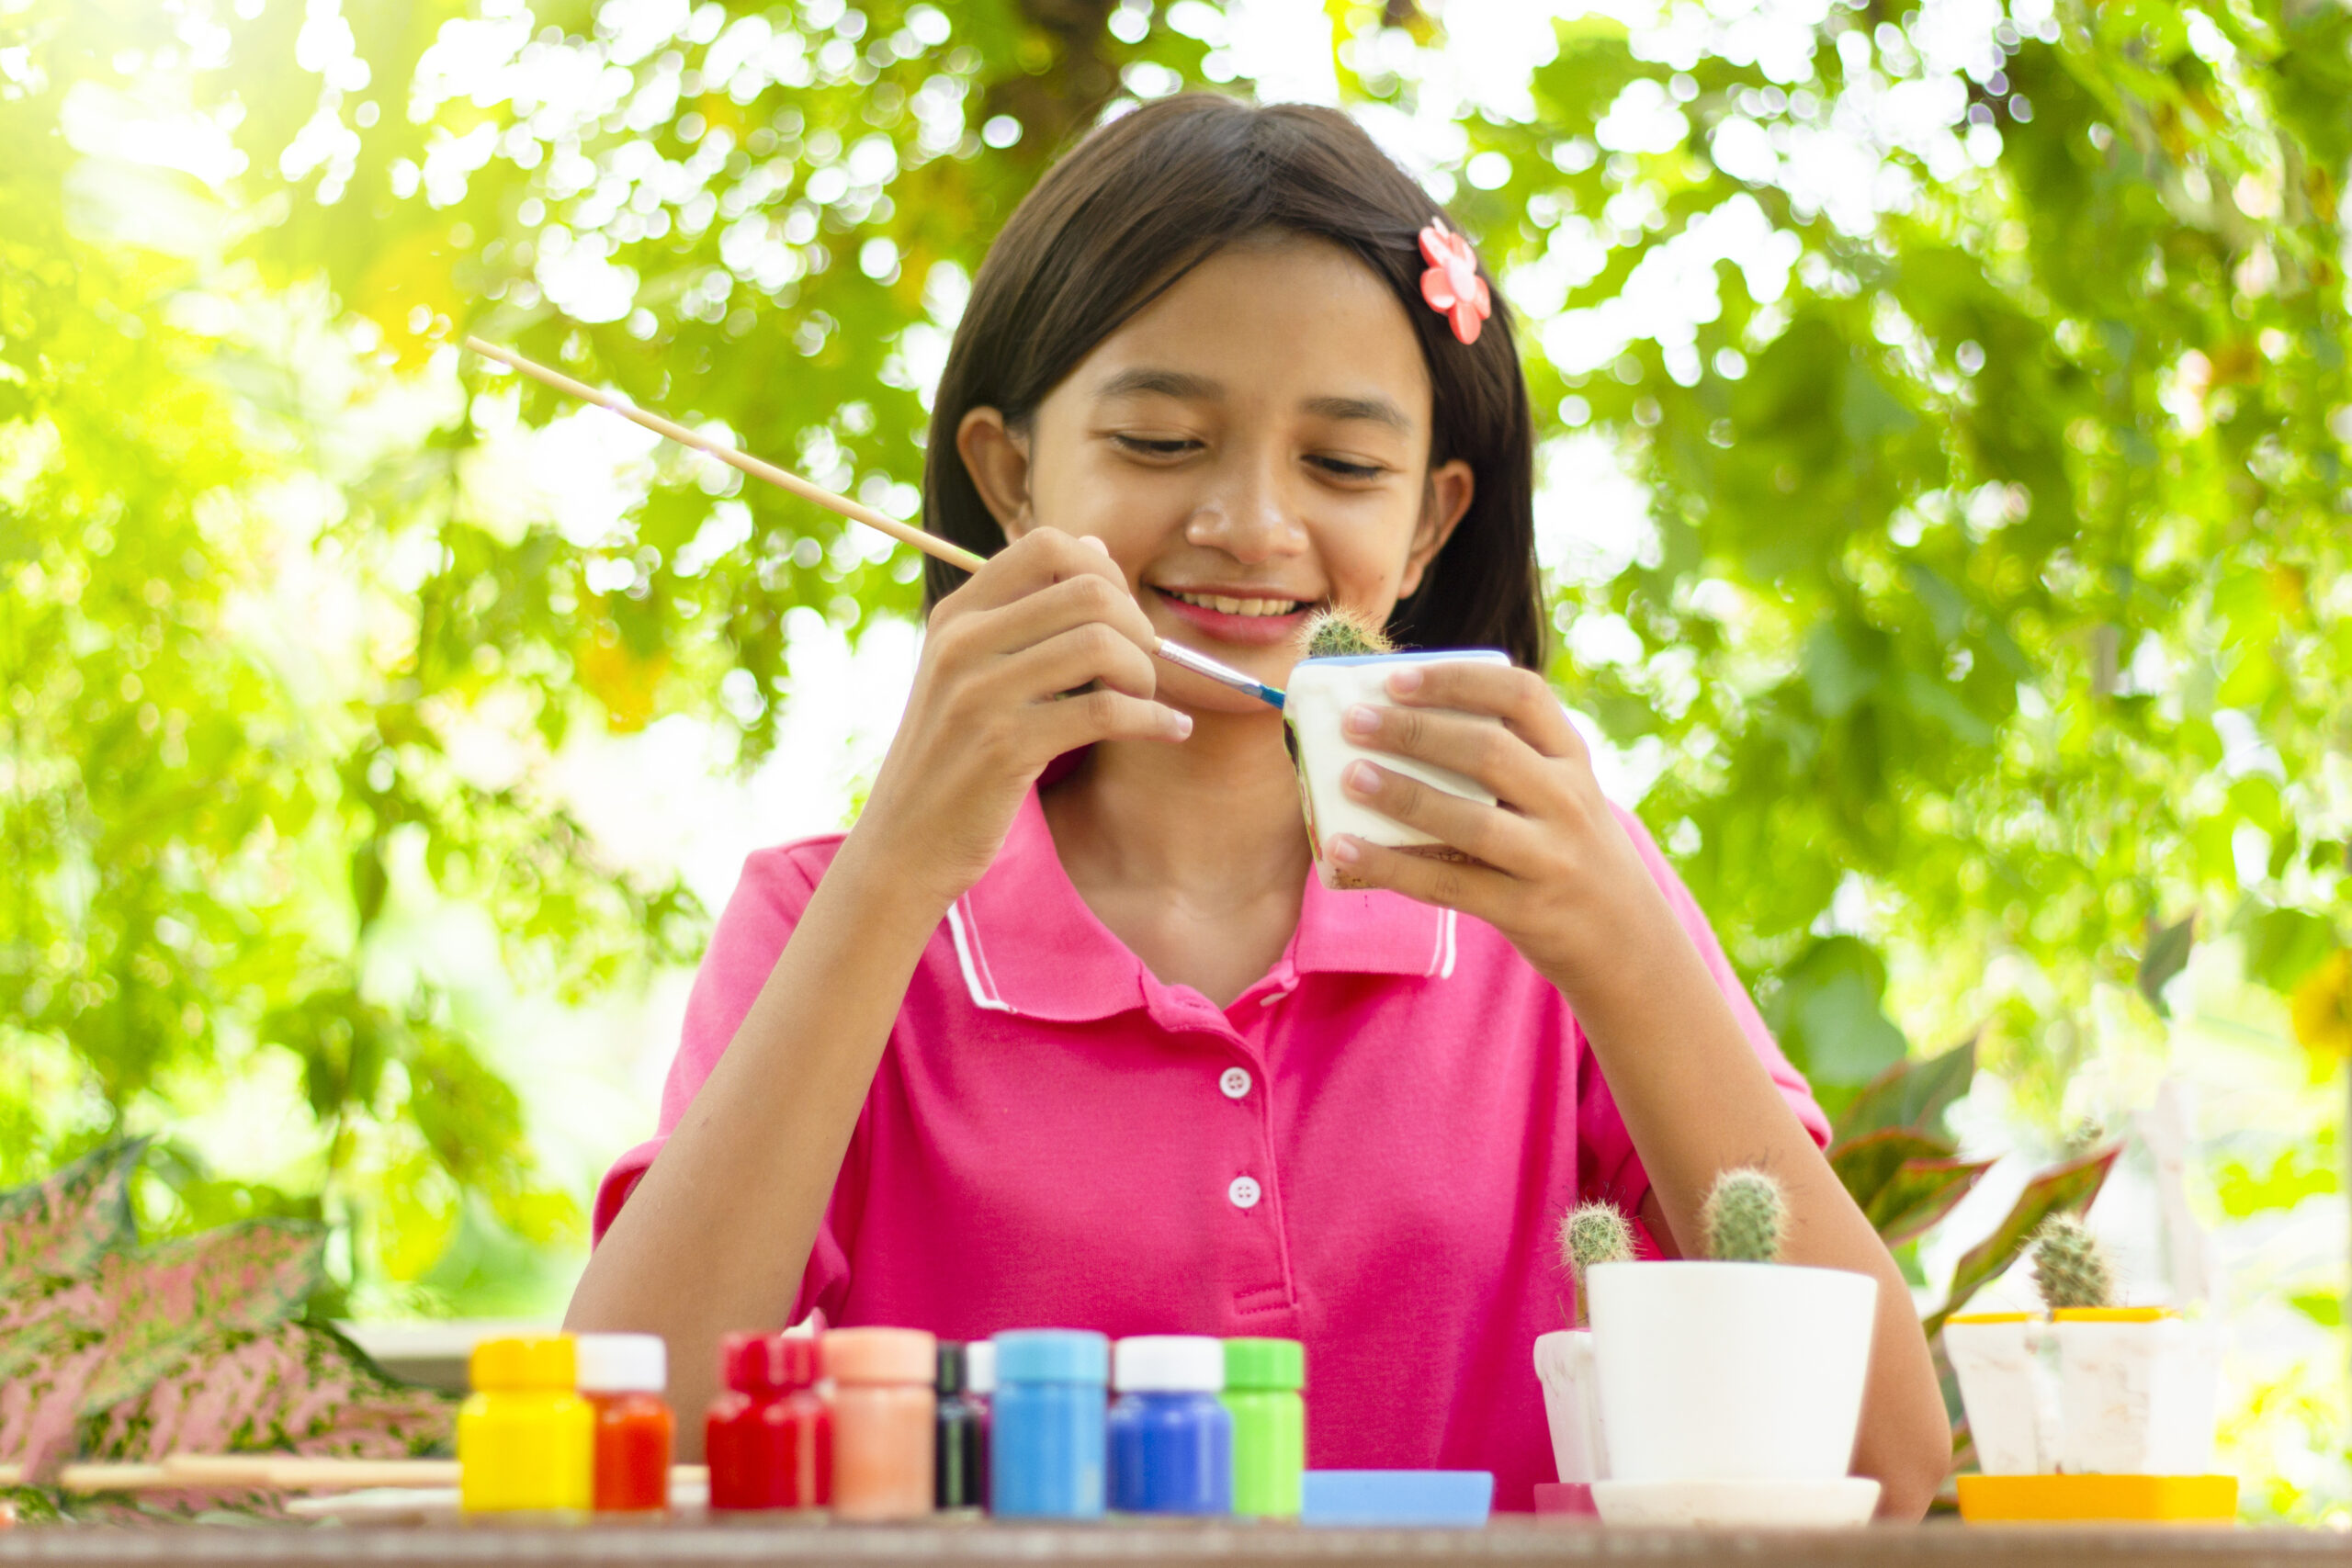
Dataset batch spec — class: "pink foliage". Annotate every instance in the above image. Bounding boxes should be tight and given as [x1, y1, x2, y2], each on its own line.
[0, 1141, 142, 1281]
[81, 1324, 451, 1462]
[74, 1223, 322, 1412]
[0, 1143, 456, 1488]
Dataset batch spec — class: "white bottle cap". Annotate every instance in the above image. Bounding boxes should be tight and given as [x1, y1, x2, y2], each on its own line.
[574, 1332, 666, 1393]
[1113, 1336, 1224, 1393]
[965, 1338, 996, 1395]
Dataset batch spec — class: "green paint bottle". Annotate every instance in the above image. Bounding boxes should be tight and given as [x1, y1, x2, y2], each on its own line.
[1221, 1337, 1305, 1518]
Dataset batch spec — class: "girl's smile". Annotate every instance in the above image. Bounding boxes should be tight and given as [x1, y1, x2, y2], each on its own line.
[1148, 583, 1316, 646]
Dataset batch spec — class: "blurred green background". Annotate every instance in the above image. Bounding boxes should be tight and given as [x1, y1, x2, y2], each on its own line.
[3, 0, 2348, 1517]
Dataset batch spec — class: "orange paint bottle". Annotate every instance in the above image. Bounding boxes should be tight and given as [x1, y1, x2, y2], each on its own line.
[577, 1333, 673, 1513]
[824, 1327, 936, 1521]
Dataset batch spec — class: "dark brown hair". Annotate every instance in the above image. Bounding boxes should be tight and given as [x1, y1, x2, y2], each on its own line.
[920, 95, 1544, 668]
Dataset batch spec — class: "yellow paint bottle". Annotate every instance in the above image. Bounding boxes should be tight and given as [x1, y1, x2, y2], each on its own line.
[459, 1335, 593, 1514]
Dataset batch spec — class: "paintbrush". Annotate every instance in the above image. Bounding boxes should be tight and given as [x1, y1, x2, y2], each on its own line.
[463, 338, 1285, 709]
[40, 1454, 716, 1494]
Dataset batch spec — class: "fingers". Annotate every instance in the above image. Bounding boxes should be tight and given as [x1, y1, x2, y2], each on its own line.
[1340, 702, 1551, 805]
[979, 570, 1162, 665]
[999, 620, 1160, 704]
[1337, 757, 1542, 870]
[950, 529, 1148, 639]
[1380, 661, 1585, 762]
[1038, 685, 1193, 750]
[1324, 833, 1515, 912]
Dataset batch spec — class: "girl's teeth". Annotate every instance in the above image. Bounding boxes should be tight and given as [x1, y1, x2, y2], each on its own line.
[1172, 591, 1300, 617]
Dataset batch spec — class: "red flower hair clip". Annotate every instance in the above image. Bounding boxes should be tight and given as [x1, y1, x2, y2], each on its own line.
[1418, 219, 1491, 345]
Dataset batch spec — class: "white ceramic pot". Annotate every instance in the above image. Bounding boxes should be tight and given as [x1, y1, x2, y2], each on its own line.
[1587, 1260, 1877, 1483]
[1943, 1314, 2047, 1476]
[1283, 650, 1510, 889]
[1532, 1330, 1609, 1484]
[2051, 1312, 2220, 1475]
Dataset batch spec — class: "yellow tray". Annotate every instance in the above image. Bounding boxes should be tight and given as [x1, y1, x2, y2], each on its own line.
[1957, 1473, 2236, 1523]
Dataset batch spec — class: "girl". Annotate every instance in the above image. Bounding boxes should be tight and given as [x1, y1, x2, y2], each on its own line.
[569, 96, 1948, 1514]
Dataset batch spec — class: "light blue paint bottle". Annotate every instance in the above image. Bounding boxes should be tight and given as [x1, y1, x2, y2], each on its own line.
[989, 1330, 1109, 1518]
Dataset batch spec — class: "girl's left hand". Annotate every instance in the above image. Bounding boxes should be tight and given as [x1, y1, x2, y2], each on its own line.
[1327, 662, 1670, 995]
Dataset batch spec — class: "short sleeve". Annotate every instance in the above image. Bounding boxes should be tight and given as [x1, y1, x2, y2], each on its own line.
[1575, 804, 1830, 1226]
[589, 840, 861, 1326]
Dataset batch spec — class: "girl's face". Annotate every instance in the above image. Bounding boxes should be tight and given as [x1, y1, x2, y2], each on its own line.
[956, 232, 1474, 715]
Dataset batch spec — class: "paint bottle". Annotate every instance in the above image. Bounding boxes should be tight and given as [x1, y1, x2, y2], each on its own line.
[575, 1333, 673, 1513]
[706, 1332, 830, 1511]
[825, 1327, 937, 1520]
[967, 1338, 997, 1404]
[934, 1342, 989, 1514]
[989, 1330, 1109, 1519]
[458, 1335, 593, 1514]
[1107, 1336, 1232, 1516]
[1222, 1337, 1305, 1517]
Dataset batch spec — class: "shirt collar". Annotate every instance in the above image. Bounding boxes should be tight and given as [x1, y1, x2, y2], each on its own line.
[948, 788, 1458, 1022]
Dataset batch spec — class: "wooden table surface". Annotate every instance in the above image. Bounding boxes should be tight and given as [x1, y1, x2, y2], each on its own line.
[0, 1518, 2344, 1568]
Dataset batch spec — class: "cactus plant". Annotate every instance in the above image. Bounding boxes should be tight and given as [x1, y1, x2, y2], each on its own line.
[1560, 1201, 1634, 1329]
[2029, 1213, 2115, 1311]
[1560, 1201, 1634, 1291]
[1702, 1168, 1786, 1264]
[1299, 604, 1394, 659]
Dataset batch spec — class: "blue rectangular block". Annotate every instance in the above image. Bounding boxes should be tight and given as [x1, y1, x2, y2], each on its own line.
[1300, 1470, 1493, 1528]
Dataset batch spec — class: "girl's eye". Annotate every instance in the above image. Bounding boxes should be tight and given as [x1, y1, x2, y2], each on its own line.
[1113, 434, 1201, 459]
[1310, 455, 1387, 481]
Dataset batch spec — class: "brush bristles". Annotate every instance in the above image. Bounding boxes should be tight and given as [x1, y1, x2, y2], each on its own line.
[1702, 1167, 1785, 1264]
[1561, 1201, 1634, 1288]
[1299, 605, 1395, 660]
[2030, 1213, 2115, 1311]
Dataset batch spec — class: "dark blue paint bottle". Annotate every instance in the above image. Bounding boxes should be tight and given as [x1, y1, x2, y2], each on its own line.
[989, 1330, 1108, 1518]
[1107, 1336, 1232, 1516]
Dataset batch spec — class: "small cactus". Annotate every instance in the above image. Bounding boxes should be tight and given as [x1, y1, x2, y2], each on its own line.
[1299, 604, 1395, 659]
[1560, 1201, 1634, 1292]
[1702, 1167, 1785, 1264]
[2030, 1213, 2115, 1311]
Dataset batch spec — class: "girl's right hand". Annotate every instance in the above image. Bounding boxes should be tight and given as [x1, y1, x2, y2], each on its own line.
[848, 528, 1193, 910]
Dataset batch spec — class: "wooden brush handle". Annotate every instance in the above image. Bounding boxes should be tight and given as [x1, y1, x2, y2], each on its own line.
[464, 337, 987, 575]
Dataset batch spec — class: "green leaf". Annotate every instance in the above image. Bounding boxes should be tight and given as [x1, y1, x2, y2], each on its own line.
[1829, 1127, 1956, 1213]
[1803, 623, 1883, 720]
[2242, 906, 2340, 994]
[1927, 1143, 2121, 1337]
[1766, 936, 1909, 1089]
[2289, 1292, 2342, 1329]
[1834, 1037, 1978, 1145]
[2137, 914, 2197, 1016]
[1866, 1156, 1997, 1247]
[2213, 1139, 2336, 1220]
[1903, 561, 1970, 645]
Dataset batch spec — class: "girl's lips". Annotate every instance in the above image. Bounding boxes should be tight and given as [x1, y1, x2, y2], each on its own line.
[1151, 587, 1314, 648]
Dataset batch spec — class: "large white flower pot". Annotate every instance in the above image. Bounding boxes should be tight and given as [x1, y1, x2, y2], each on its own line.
[1944, 1314, 2047, 1476]
[2051, 1311, 2220, 1475]
[1532, 1330, 1608, 1484]
[1283, 650, 1510, 889]
[1587, 1261, 1877, 1483]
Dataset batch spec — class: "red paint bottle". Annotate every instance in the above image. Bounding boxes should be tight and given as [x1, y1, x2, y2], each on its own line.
[577, 1333, 673, 1513]
[707, 1332, 831, 1510]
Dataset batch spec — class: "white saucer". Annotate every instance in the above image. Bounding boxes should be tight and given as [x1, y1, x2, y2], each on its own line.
[1591, 1476, 1881, 1529]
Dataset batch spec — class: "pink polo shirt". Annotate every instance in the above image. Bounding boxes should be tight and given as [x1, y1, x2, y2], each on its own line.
[594, 786, 1826, 1509]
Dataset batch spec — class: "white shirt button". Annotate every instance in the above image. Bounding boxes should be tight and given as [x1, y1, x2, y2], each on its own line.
[1227, 1176, 1262, 1211]
[1219, 1066, 1252, 1100]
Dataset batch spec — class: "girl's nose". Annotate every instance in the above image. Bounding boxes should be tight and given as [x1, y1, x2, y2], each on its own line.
[1183, 454, 1306, 564]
